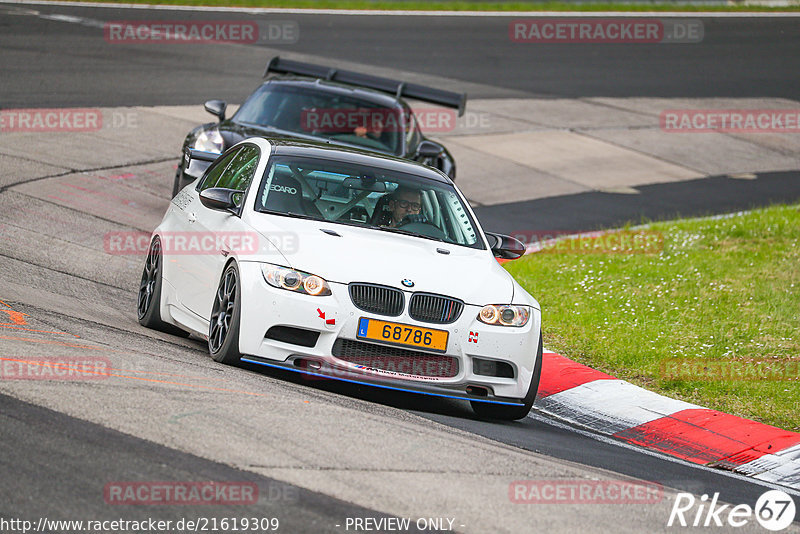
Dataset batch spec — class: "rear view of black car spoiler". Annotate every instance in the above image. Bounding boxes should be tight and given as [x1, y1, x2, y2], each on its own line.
[265, 56, 467, 117]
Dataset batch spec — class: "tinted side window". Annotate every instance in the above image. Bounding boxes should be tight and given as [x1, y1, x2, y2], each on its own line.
[197, 148, 240, 192]
[214, 144, 260, 191]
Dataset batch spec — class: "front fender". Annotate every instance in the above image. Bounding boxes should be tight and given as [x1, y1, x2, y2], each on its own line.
[180, 122, 218, 181]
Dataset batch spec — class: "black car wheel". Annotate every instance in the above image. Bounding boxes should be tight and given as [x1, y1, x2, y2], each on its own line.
[209, 263, 242, 365]
[471, 333, 543, 421]
[138, 237, 188, 336]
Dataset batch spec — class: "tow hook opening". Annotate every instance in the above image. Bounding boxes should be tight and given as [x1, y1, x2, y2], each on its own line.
[294, 358, 322, 371]
[466, 385, 489, 397]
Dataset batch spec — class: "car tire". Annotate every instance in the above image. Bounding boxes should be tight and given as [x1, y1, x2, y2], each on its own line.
[470, 333, 543, 421]
[138, 237, 188, 336]
[208, 262, 242, 365]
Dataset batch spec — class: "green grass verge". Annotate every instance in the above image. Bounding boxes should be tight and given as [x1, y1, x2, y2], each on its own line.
[506, 203, 800, 432]
[53, 0, 800, 12]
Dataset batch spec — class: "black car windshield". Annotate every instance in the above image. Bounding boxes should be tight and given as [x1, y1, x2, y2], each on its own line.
[254, 155, 484, 249]
[234, 85, 404, 155]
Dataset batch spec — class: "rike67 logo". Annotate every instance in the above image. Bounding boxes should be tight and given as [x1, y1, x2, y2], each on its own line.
[668, 490, 796, 531]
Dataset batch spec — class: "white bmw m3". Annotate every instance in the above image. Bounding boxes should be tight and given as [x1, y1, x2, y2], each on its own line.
[138, 137, 542, 419]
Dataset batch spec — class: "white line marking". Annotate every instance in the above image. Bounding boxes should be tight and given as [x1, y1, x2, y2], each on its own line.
[736, 444, 800, 486]
[4, 0, 800, 17]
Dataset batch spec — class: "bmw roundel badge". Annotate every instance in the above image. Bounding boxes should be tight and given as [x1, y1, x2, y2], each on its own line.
[401, 279, 414, 288]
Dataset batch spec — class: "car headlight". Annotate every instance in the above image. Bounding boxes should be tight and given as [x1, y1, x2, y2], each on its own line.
[261, 264, 331, 296]
[194, 128, 224, 153]
[478, 305, 530, 327]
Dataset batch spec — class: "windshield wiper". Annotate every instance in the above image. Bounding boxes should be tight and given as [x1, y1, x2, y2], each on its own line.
[329, 219, 382, 230]
[378, 226, 448, 244]
[258, 212, 447, 243]
[259, 209, 320, 221]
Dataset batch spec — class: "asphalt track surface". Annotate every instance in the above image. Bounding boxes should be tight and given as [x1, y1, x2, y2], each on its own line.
[1, 3, 799, 532]
[2, 5, 800, 107]
[477, 170, 800, 235]
[3, 394, 425, 533]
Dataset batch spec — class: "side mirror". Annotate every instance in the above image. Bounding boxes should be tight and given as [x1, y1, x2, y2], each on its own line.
[485, 232, 526, 260]
[185, 147, 222, 165]
[204, 99, 227, 122]
[199, 187, 241, 214]
[416, 140, 442, 159]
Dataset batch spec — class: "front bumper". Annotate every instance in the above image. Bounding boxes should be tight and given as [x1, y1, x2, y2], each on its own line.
[237, 262, 541, 401]
[182, 158, 212, 182]
[241, 355, 525, 406]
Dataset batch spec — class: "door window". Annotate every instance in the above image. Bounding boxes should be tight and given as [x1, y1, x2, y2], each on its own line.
[214, 144, 260, 191]
[197, 148, 241, 192]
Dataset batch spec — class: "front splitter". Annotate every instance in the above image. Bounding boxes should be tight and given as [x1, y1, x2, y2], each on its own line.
[240, 355, 524, 406]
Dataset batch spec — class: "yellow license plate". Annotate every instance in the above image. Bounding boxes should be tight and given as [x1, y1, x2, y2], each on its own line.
[356, 318, 448, 353]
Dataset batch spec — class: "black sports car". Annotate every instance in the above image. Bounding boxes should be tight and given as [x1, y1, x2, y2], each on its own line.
[173, 57, 466, 196]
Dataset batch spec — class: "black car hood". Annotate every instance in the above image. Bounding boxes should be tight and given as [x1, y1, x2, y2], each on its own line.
[216, 120, 396, 157]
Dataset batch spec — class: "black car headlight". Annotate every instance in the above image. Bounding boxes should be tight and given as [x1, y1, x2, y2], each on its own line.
[194, 128, 224, 153]
[261, 264, 331, 296]
[478, 305, 530, 327]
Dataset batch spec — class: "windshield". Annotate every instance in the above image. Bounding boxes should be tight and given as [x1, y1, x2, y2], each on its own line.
[254, 155, 484, 249]
[234, 85, 404, 156]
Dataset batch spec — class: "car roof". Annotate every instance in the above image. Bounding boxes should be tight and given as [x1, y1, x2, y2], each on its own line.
[260, 137, 450, 185]
[263, 77, 406, 111]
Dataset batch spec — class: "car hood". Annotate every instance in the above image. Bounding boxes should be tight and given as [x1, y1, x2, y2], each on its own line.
[243, 216, 514, 305]
[217, 121, 401, 158]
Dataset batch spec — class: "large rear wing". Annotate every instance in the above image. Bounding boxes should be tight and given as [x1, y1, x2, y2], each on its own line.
[265, 56, 466, 117]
